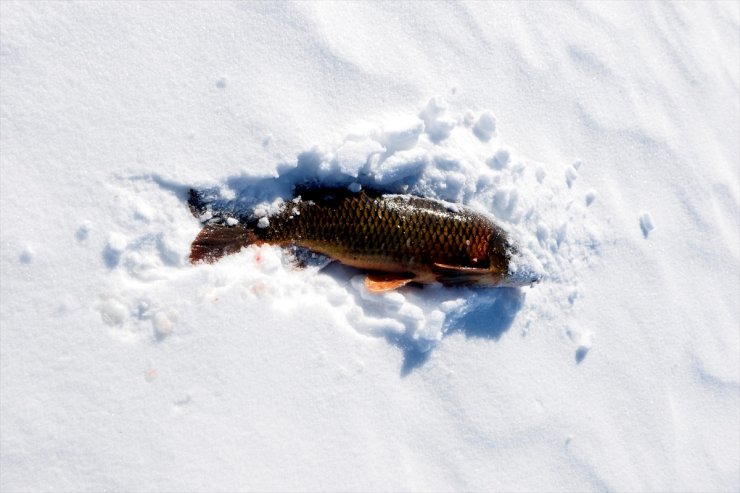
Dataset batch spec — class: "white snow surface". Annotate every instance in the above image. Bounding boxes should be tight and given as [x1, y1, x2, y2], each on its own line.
[1, 2, 738, 492]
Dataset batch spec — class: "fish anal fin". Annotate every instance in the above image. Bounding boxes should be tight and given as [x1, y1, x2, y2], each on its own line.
[190, 224, 254, 264]
[364, 273, 414, 293]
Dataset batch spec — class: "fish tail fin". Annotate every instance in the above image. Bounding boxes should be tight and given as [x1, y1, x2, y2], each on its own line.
[190, 224, 256, 264]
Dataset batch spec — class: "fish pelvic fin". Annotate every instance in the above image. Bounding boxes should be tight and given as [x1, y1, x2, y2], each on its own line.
[190, 223, 255, 264]
[364, 272, 415, 293]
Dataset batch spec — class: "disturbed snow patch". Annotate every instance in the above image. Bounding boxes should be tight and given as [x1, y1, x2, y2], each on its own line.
[98, 98, 602, 365]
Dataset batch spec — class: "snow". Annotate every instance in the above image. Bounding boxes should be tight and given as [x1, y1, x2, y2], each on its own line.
[1, 2, 739, 492]
[639, 211, 655, 238]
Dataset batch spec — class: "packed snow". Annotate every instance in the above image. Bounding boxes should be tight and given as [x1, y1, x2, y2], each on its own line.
[1, 2, 738, 492]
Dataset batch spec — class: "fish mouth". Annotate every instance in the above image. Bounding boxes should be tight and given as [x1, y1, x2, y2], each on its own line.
[508, 271, 543, 287]
[500, 271, 542, 287]
[504, 251, 544, 287]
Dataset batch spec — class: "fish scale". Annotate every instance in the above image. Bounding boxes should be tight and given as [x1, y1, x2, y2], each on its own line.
[260, 191, 506, 277]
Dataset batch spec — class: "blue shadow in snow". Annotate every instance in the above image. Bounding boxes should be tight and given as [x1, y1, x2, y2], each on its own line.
[137, 145, 428, 226]
[319, 262, 524, 377]
[103, 244, 122, 269]
[396, 287, 524, 376]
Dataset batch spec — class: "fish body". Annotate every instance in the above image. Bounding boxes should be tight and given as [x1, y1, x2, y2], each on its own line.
[189, 187, 541, 291]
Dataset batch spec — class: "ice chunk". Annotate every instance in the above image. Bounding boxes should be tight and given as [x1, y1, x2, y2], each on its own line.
[565, 165, 578, 188]
[536, 167, 546, 183]
[639, 212, 654, 238]
[107, 233, 127, 252]
[487, 149, 510, 169]
[334, 139, 384, 175]
[76, 221, 92, 241]
[585, 190, 597, 206]
[473, 111, 497, 142]
[19, 247, 34, 264]
[566, 327, 594, 364]
[379, 117, 424, 153]
[419, 97, 456, 143]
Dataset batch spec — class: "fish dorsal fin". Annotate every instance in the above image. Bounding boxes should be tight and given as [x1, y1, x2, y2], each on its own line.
[432, 263, 490, 275]
[364, 273, 414, 293]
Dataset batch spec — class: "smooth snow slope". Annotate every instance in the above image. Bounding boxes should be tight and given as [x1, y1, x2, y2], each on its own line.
[1, 2, 738, 492]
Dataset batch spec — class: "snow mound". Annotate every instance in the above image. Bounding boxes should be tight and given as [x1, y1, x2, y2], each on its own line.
[99, 98, 601, 365]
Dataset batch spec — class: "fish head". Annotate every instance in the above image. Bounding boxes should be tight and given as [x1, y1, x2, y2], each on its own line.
[479, 237, 543, 287]
[499, 242, 544, 287]
[500, 258, 543, 287]
[436, 242, 542, 288]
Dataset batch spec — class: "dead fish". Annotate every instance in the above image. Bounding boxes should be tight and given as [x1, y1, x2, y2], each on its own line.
[188, 187, 542, 292]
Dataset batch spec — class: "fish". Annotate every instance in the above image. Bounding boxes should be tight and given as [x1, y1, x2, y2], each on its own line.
[188, 186, 542, 292]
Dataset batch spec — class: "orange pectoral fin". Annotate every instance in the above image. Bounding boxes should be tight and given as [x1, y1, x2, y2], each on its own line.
[364, 273, 414, 293]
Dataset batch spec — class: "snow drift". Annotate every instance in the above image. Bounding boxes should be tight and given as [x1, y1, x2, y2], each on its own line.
[1, 2, 738, 492]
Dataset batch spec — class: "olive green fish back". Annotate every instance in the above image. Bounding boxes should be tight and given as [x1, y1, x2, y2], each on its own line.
[264, 191, 510, 274]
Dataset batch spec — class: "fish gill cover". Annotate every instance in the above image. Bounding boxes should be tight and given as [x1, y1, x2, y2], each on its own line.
[99, 98, 601, 372]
